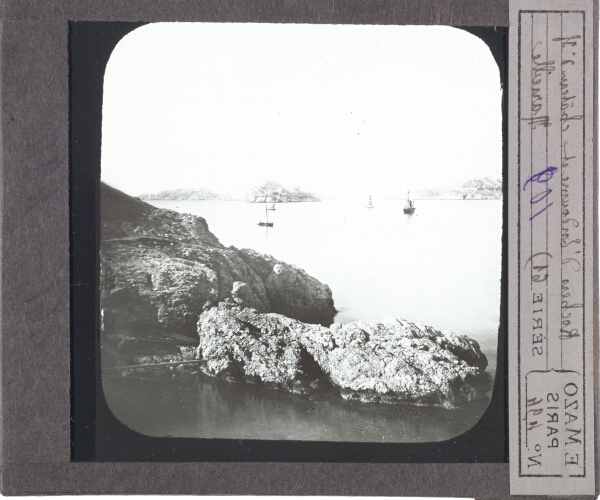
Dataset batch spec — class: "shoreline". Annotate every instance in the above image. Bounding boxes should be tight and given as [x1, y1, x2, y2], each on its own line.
[101, 182, 494, 409]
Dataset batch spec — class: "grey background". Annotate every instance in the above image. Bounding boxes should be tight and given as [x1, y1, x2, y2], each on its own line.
[0, 0, 594, 496]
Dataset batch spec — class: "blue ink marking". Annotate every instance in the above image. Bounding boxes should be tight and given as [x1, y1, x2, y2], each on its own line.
[523, 166, 558, 190]
[523, 166, 557, 220]
[530, 202, 554, 221]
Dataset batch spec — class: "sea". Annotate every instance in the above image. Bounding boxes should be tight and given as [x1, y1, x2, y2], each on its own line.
[102, 198, 503, 443]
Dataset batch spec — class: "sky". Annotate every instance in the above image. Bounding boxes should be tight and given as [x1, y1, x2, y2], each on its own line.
[101, 23, 502, 199]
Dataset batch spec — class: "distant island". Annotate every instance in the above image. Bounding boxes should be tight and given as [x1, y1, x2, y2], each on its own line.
[139, 188, 233, 201]
[415, 177, 502, 200]
[248, 181, 320, 203]
[138, 181, 320, 203]
[101, 182, 488, 407]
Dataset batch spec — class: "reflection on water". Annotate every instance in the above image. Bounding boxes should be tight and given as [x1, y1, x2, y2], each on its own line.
[103, 370, 490, 442]
[104, 198, 501, 442]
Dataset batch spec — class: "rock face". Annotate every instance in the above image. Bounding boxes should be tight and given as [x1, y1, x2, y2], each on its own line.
[100, 183, 336, 345]
[239, 249, 335, 326]
[102, 183, 488, 407]
[196, 303, 488, 406]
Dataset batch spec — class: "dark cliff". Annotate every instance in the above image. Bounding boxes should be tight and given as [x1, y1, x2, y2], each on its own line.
[100, 182, 336, 350]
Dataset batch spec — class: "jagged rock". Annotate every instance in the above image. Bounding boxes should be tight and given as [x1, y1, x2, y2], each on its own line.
[101, 249, 220, 336]
[231, 281, 263, 309]
[102, 183, 224, 246]
[100, 183, 336, 344]
[301, 317, 488, 404]
[238, 249, 336, 326]
[195, 302, 323, 394]
[196, 303, 488, 405]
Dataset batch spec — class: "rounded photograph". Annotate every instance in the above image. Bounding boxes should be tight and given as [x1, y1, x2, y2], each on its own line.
[99, 23, 503, 443]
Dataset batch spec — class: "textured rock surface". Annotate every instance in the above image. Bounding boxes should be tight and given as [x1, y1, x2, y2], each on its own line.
[102, 183, 487, 407]
[197, 303, 488, 405]
[100, 183, 336, 343]
[239, 249, 336, 326]
[195, 303, 323, 394]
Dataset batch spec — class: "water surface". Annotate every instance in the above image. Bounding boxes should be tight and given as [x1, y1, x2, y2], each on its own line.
[104, 198, 502, 442]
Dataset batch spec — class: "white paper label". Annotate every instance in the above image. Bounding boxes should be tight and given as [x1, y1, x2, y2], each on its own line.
[508, 0, 595, 495]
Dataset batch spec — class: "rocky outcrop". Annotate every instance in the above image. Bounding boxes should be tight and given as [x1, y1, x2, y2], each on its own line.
[100, 183, 336, 345]
[247, 181, 320, 203]
[101, 183, 224, 246]
[196, 303, 488, 406]
[238, 249, 336, 326]
[139, 187, 232, 201]
[102, 183, 488, 407]
[416, 177, 502, 200]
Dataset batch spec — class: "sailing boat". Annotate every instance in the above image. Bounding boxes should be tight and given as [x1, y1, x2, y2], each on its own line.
[403, 190, 416, 214]
[366, 195, 374, 209]
[269, 190, 283, 210]
[258, 201, 273, 227]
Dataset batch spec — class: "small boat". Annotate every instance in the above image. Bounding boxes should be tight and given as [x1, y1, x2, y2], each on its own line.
[367, 195, 374, 209]
[403, 190, 416, 214]
[269, 191, 283, 209]
[258, 201, 274, 227]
